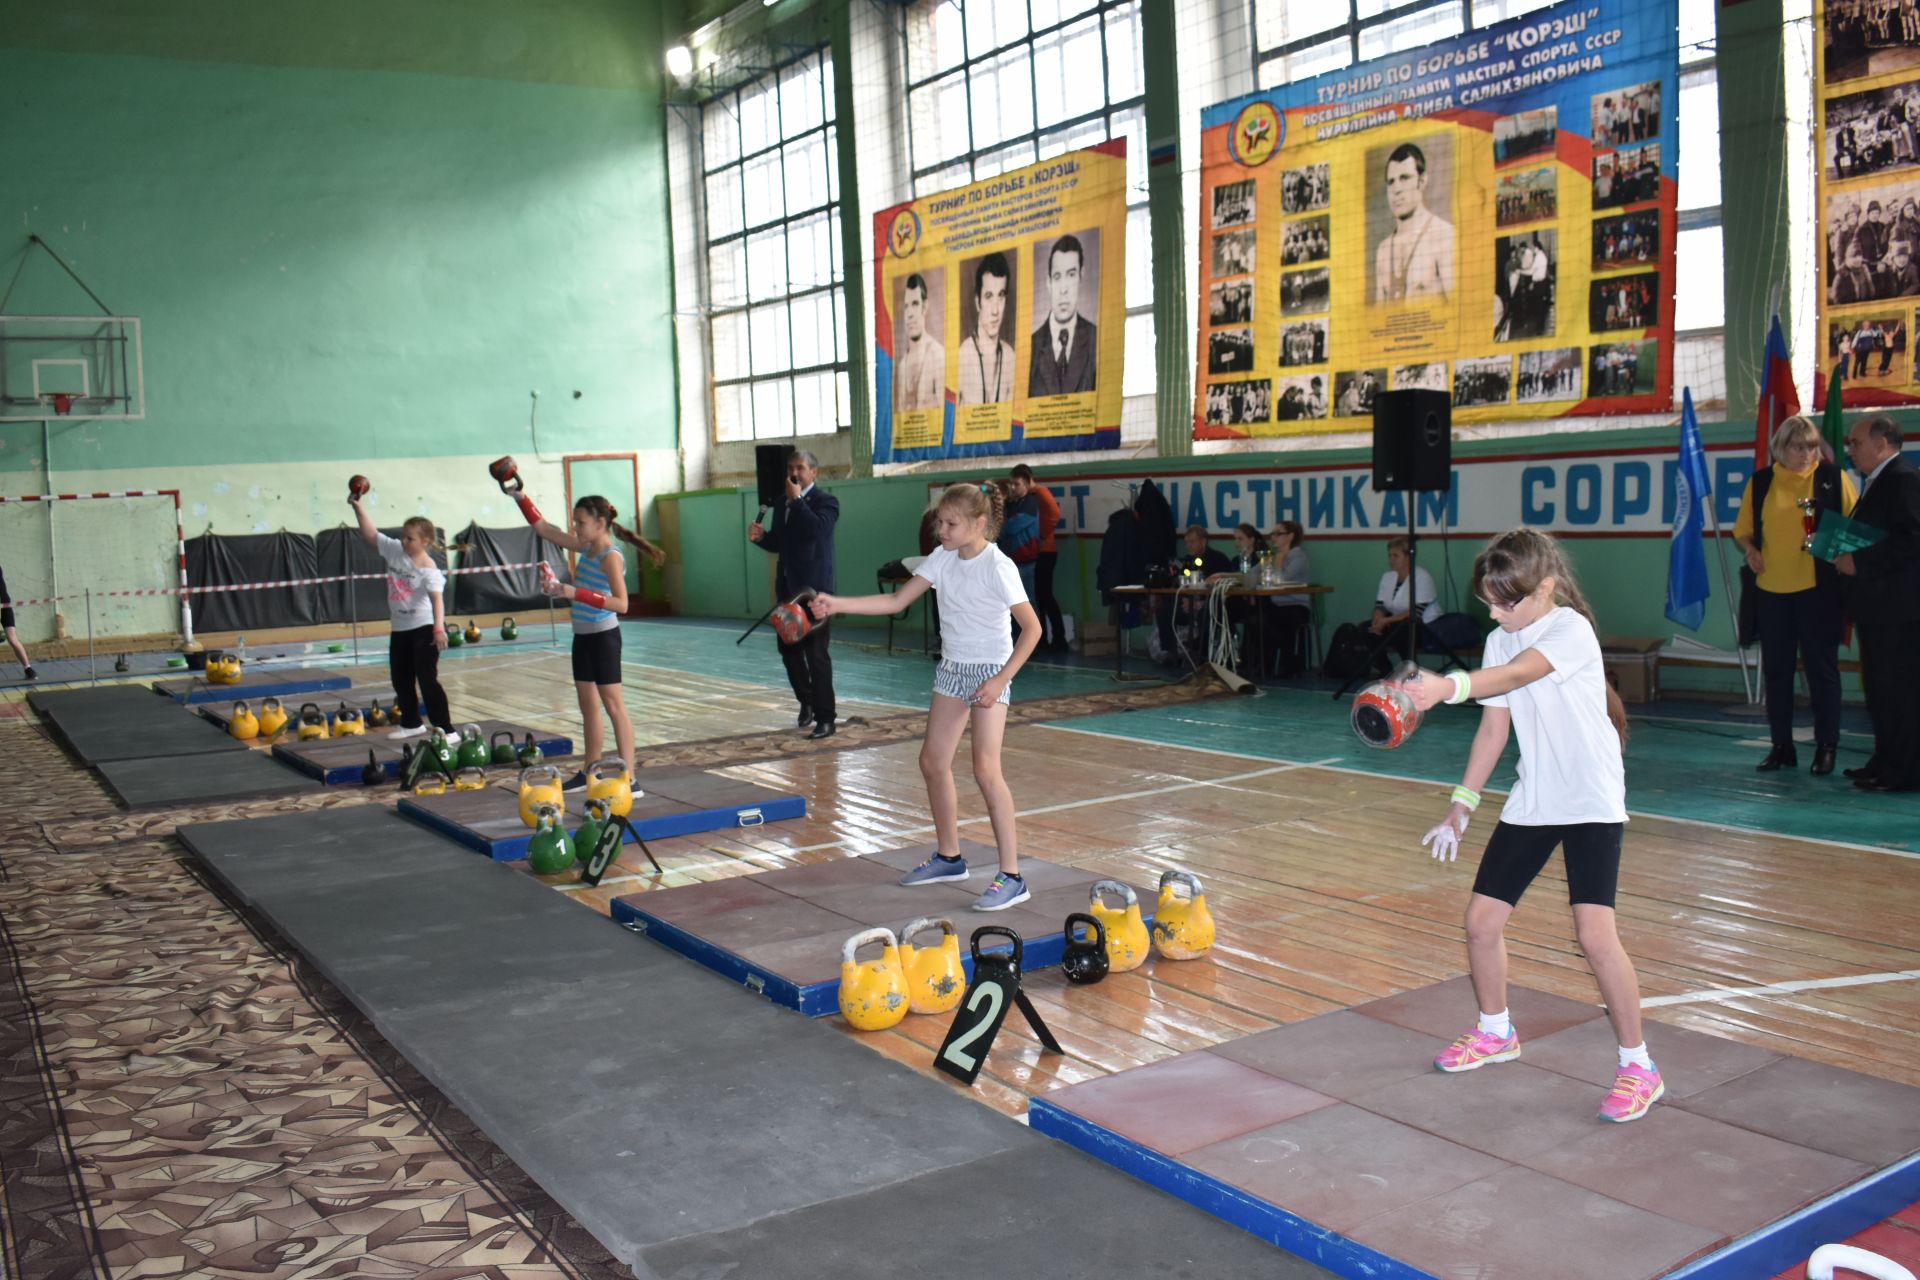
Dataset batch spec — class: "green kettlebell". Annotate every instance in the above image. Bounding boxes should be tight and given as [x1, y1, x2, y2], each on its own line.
[500, 616, 518, 641]
[516, 732, 541, 769]
[574, 797, 610, 867]
[428, 727, 458, 772]
[446, 622, 464, 648]
[526, 805, 575, 874]
[490, 729, 517, 765]
[456, 723, 490, 769]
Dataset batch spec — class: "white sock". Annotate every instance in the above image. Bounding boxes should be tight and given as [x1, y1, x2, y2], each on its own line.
[1618, 1042, 1653, 1071]
[1478, 1009, 1512, 1039]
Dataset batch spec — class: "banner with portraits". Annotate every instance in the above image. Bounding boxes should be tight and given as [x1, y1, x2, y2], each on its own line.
[1817, 0, 1920, 405]
[1193, 0, 1678, 439]
[872, 141, 1128, 462]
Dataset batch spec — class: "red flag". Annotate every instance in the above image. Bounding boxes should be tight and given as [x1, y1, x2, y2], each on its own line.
[1753, 314, 1799, 467]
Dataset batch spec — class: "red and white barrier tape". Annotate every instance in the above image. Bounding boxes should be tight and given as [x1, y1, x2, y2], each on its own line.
[3, 561, 549, 609]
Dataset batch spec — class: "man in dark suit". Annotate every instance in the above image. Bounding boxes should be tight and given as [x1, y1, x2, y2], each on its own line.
[1838, 416, 1920, 790]
[748, 448, 839, 739]
[1029, 234, 1097, 397]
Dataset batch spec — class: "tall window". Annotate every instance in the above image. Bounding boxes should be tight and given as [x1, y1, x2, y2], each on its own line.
[702, 49, 848, 442]
[904, 0, 1157, 400]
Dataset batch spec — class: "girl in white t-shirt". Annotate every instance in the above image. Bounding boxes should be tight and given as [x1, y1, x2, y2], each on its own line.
[350, 497, 451, 737]
[1403, 528, 1661, 1123]
[809, 482, 1041, 911]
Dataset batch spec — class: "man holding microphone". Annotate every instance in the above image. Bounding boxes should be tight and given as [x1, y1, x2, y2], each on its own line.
[749, 448, 840, 739]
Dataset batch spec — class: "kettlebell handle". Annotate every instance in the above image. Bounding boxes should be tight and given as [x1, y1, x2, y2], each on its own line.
[969, 924, 1023, 970]
[490, 730, 514, 748]
[1158, 869, 1203, 897]
[298, 702, 321, 720]
[841, 926, 899, 965]
[1064, 911, 1106, 947]
[584, 796, 611, 821]
[1090, 879, 1138, 908]
[519, 763, 561, 787]
[899, 916, 956, 947]
[532, 802, 561, 830]
[589, 757, 630, 780]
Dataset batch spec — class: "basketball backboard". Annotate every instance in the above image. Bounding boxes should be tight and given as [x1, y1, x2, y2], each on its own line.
[0, 316, 144, 421]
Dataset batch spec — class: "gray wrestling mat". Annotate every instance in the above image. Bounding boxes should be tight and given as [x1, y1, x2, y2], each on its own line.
[32, 686, 250, 763]
[96, 750, 311, 809]
[176, 807, 1331, 1279]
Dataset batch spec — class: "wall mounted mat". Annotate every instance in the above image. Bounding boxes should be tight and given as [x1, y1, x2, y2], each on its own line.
[153, 666, 350, 704]
[38, 695, 251, 765]
[172, 806, 1052, 1272]
[399, 765, 805, 860]
[610, 841, 1155, 1016]
[97, 749, 312, 809]
[271, 720, 572, 785]
[1030, 980, 1920, 1280]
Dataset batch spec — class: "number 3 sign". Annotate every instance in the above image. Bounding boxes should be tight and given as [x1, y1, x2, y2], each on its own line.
[934, 926, 1063, 1086]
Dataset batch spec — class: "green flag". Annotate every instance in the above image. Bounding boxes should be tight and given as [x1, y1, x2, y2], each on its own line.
[1823, 358, 1847, 461]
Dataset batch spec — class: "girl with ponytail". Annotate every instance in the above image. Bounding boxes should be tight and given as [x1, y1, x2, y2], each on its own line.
[524, 492, 635, 790]
[808, 481, 1041, 911]
[1402, 528, 1660, 1123]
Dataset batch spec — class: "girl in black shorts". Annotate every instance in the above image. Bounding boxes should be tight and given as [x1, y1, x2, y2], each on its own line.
[1, 565, 34, 680]
[1404, 528, 1661, 1124]
[517, 491, 632, 791]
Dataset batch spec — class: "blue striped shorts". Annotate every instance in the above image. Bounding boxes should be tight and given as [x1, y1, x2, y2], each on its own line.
[933, 659, 1011, 705]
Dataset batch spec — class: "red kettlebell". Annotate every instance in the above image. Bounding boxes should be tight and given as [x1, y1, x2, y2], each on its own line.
[1350, 662, 1426, 750]
[348, 474, 370, 501]
[488, 455, 523, 494]
[771, 588, 818, 645]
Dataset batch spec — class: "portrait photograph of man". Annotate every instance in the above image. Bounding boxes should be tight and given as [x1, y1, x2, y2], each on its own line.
[893, 269, 947, 413]
[1368, 136, 1456, 305]
[957, 250, 1018, 404]
[1029, 229, 1100, 397]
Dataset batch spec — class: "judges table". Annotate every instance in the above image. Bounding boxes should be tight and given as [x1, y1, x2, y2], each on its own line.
[1107, 582, 1333, 680]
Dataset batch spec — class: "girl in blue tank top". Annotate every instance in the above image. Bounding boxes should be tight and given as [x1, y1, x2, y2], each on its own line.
[524, 492, 634, 791]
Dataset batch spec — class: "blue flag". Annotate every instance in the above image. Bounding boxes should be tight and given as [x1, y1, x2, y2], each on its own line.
[1666, 388, 1712, 631]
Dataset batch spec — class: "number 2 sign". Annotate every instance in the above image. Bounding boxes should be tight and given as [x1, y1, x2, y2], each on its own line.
[934, 926, 1063, 1087]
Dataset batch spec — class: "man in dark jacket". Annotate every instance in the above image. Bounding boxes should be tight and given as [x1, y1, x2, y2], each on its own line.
[749, 448, 839, 739]
[1839, 418, 1920, 790]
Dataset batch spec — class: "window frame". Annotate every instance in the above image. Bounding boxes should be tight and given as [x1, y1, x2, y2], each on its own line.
[700, 45, 847, 444]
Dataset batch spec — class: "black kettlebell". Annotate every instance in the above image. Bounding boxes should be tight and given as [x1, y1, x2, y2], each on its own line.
[1060, 912, 1109, 985]
[360, 749, 384, 787]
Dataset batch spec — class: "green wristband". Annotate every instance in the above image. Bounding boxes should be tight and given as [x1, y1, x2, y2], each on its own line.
[1450, 785, 1481, 811]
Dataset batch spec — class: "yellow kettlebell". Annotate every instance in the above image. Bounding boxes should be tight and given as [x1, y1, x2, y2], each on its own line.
[899, 917, 965, 1015]
[1090, 880, 1149, 973]
[412, 772, 449, 796]
[518, 763, 564, 827]
[1151, 870, 1216, 961]
[256, 697, 288, 736]
[586, 757, 634, 818]
[453, 766, 489, 791]
[838, 927, 910, 1031]
[205, 651, 242, 685]
[331, 702, 365, 737]
[228, 700, 259, 740]
[295, 701, 329, 741]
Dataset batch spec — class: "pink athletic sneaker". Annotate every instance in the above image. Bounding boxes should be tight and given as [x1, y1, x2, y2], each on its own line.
[1598, 1063, 1664, 1122]
[1434, 1027, 1521, 1072]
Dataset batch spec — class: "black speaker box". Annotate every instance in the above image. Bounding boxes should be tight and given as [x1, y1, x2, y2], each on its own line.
[754, 444, 790, 510]
[1371, 389, 1452, 492]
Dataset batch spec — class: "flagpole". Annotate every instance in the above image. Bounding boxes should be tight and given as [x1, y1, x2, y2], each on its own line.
[1701, 479, 1754, 703]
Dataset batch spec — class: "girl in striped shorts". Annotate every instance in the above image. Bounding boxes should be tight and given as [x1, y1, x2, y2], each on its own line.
[808, 482, 1040, 911]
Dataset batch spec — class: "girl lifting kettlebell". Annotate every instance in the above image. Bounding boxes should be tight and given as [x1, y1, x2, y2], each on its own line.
[1401, 528, 1660, 1124]
[505, 477, 635, 792]
[349, 488, 451, 737]
[807, 482, 1040, 911]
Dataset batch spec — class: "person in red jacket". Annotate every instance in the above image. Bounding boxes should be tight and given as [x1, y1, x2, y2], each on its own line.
[1009, 465, 1068, 651]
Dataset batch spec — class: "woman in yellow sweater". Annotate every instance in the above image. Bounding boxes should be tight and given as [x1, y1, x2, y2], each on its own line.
[1732, 415, 1858, 776]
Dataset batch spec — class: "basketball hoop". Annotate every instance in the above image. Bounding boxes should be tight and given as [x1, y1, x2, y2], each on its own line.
[42, 393, 76, 416]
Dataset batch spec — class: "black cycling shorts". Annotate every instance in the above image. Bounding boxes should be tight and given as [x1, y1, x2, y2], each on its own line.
[1471, 820, 1623, 909]
[571, 627, 622, 686]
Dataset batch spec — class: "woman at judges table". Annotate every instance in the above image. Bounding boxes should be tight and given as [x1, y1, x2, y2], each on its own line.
[1264, 520, 1312, 676]
[1733, 415, 1857, 776]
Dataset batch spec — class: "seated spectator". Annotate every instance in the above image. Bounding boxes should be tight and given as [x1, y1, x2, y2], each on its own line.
[1369, 535, 1439, 660]
[1157, 524, 1232, 663]
[1263, 520, 1312, 676]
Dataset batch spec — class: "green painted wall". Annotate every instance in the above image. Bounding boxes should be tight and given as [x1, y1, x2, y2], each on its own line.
[0, 0, 679, 557]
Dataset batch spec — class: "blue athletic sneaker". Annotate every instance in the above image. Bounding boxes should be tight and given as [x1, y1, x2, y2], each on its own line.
[971, 872, 1030, 911]
[899, 854, 968, 886]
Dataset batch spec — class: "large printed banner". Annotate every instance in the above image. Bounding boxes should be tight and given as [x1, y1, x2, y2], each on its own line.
[1030, 444, 1767, 541]
[1193, 0, 1678, 439]
[872, 141, 1128, 463]
[1817, 0, 1920, 406]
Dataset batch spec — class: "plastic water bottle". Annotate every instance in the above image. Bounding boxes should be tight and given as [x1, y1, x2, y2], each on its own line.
[236, 634, 247, 662]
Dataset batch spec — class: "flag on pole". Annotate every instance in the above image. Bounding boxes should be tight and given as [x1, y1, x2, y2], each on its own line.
[1821, 357, 1847, 463]
[1667, 388, 1713, 631]
[1753, 314, 1800, 467]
